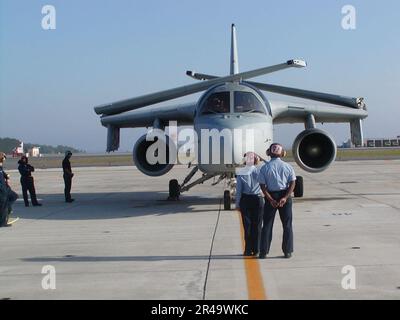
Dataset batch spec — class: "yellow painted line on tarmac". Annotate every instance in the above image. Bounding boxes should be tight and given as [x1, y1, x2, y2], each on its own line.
[237, 211, 267, 300]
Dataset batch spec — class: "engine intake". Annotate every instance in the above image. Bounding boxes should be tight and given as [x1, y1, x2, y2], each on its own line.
[133, 134, 176, 177]
[292, 129, 336, 173]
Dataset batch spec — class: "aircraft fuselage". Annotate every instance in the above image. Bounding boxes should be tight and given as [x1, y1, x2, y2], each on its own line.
[194, 82, 273, 174]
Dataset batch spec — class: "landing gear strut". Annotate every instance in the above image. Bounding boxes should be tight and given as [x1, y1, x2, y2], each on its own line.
[168, 166, 236, 210]
[168, 165, 218, 201]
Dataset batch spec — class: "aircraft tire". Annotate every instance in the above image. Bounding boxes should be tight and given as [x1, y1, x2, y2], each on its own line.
[168, 179, 180, 200]
[223, 190, 231, 210]
[294, 176, 304, 198]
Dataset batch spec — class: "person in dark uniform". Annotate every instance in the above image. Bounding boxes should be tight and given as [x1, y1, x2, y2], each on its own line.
[0, 152, 10, 226]
[258, 143, 296, 259]
[235, 152, 264, 256]
[62, 151, 74, 203]
[18, 156, 42, 207]
[0, 152, 18, 226]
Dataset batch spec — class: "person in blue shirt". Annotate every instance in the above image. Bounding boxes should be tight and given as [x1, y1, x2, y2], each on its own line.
[236, 152, 264, 256]
[258, 143, 296, 259]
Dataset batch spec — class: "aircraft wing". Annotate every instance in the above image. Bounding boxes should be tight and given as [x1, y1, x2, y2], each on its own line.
[270, 100, 368, 124]
[270, 100, 368, 146]
[100, 102, 196, 152]
[100, 102, 196, 128]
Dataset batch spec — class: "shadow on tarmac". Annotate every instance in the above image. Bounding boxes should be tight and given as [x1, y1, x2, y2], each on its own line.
[22, 254, 287, 262]
[11, 191, 362, 222]
[22, 254, 248, 262]
[11, 191, 223, 221]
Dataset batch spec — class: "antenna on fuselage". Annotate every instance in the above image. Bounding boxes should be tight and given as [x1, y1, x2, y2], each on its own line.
[230, 24, 239, 75]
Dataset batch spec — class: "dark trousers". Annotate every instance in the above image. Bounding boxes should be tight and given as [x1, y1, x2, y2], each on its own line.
[63, 174, 72, 201]
[260, 190, 293, 255]
[240, 194, 264, 254]
[0, 200, 9, 226]
[21, 177, 39, 206]
[1, 186, 17, 226]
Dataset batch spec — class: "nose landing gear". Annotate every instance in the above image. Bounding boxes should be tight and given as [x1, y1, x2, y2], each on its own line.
[168, 165, 218, 201]
[168, 166, 236, 210]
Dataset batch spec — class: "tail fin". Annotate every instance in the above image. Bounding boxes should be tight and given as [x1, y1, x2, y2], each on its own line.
[230, 24, 239, 75]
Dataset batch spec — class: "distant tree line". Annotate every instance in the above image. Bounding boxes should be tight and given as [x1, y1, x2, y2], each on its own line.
[0, 137, 83, 154]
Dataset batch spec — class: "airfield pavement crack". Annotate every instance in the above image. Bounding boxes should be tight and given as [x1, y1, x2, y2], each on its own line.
[202, 198, 223, 300]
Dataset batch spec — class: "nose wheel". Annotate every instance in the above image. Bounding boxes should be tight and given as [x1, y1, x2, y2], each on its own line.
[223, 176, 236, 210]
[168, 179, 180, 200]
[223, 190, 231, 210]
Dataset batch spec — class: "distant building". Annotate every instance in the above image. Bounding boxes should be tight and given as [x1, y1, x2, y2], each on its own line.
[12, 141, 24, 157]
[28, 147, 41, 157]
[366, 138, 400, 148]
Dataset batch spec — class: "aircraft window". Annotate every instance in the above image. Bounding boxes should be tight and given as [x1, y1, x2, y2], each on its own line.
[234, 91, 265, 114]
[200, 92, 230, 114]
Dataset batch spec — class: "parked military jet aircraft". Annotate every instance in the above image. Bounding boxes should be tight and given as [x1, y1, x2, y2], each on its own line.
[94, 24, 368, 209]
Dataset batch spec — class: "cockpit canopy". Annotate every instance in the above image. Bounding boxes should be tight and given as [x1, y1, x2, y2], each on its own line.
[201, 92, 230, 115]
[234, 91, 265, 114]
[198, 83, 270, 116]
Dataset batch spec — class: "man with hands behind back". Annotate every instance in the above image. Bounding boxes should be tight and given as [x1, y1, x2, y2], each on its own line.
[258, 143, 296, 259]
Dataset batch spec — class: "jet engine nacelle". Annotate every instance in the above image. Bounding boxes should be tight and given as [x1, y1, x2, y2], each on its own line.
[292, 128, 337, 173]
[133, 133, 176, 177]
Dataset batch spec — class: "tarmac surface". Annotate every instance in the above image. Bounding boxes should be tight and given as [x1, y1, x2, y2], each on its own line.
[0, 160, 399, 300]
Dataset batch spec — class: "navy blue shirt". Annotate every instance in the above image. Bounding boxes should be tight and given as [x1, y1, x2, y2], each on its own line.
[0, 167, 6, 187]
[18, 163, 34, 178]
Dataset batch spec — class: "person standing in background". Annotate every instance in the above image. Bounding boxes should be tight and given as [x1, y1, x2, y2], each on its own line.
[0, 152, 18, 226]
[18, 156, 42, 207]
[62, 151, 75, 203]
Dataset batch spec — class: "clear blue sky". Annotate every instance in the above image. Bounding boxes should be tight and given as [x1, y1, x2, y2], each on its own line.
[1, 0, 399, 152]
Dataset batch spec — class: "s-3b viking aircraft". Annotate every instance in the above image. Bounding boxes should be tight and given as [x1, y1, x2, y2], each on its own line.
[94, 24, 368, 210]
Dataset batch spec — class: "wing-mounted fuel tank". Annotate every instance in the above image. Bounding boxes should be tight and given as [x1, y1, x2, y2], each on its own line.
[292, 128, 337, 173]
[133, 133, 176, 177]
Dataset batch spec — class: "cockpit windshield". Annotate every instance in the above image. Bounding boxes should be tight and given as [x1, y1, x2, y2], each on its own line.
[234, 91, 266, 114]
[200, 92, 230, 115]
